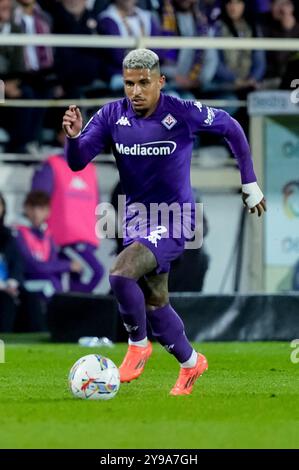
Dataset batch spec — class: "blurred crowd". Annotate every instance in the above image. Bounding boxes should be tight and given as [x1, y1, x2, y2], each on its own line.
[0, 142, 105, 331]
[0, 0, 299, 152]
[1, 0, 299, 332]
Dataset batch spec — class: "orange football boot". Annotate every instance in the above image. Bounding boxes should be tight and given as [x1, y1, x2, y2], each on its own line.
[170, 353, 208, 396]
[119, 341, 153, 383]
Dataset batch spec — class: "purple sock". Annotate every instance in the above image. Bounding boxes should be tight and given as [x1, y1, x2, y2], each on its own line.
[146, 304, 193, 363]
[109, 275, 147, 341]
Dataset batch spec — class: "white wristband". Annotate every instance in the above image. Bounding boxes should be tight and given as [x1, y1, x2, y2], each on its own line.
[242, 182, 264, 209]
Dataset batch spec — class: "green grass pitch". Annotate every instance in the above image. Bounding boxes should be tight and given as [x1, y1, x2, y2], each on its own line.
[0, 337, 299, 449]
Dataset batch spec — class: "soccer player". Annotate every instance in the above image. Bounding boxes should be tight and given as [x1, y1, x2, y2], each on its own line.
[62, 49, 266, 396]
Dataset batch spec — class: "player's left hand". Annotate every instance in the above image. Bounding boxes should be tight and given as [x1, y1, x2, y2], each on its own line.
[241, 182, 267, 218]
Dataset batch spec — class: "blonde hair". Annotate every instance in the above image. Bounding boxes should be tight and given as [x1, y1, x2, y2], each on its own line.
[123, 49, 160, 72]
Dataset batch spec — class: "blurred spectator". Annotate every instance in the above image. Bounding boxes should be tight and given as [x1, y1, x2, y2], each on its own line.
[0, 0, 24, 91]
[215, 0, 265, 93]
[0, 0, 38, 152]
[205, 0, 265, 134]
[159, 0, 218, 98]
[13, 0, 55, 150]
[14, 0, 53, 73]
[32, 133, 104, 293]
[98, 0, 161, 92]
[15, 191, 82, 331]
[0, 193, 23, 332]
[15, 191, 78, 300]
[261, 0, 299, 88]
[49, 0, 104, 99]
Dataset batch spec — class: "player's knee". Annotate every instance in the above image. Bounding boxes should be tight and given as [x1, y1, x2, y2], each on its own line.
[109, 266, 137, 279]
[109, 252, 137, 277]
[146, 291, 169, 311]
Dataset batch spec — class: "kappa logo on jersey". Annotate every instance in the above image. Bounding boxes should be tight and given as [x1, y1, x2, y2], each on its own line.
[69, 177, 88, 190]
[116, 141, 177, 156]
[143, 226, 168, 247]
[116, 116, 131, 126]
[162, 113, 177, 130]
[194, 101, 203, 112]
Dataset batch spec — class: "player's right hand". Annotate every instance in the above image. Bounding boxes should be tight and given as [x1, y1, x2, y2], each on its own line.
[62, 105, 83, 138]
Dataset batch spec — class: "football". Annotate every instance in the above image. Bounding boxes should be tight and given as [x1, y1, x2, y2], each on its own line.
[69, 354, 120, 400]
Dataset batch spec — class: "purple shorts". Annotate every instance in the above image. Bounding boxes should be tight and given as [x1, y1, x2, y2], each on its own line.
[121, 202, 198, 273]
[123, 223, 190, 274]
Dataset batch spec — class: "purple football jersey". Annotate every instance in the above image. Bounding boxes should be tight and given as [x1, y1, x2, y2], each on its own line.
[66, 94, 257, 266]
[66, 94, 256, 211]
